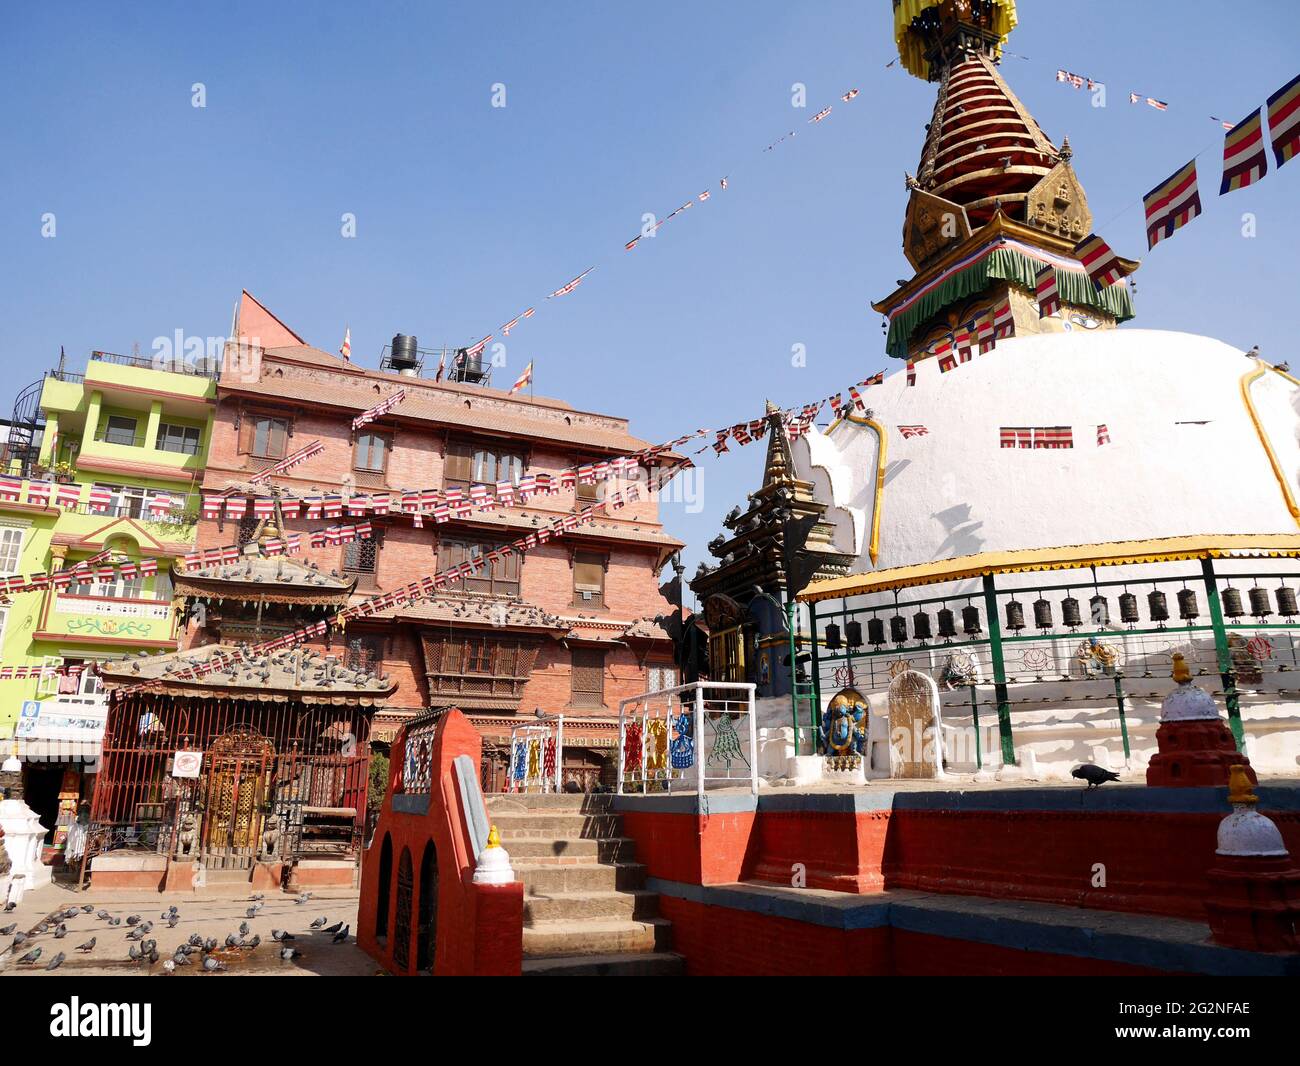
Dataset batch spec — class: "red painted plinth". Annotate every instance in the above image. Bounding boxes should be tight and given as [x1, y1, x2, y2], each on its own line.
[1146, 719, 1256, 788]
[1205, 854, 1300, 953]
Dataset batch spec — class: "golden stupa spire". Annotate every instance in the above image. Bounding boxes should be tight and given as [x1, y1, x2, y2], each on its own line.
[893, 0, 1020, 82]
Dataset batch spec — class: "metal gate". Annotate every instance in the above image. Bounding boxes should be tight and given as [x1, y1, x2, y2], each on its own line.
[393, 848, 413, 970]
[202, 725, 275, 870]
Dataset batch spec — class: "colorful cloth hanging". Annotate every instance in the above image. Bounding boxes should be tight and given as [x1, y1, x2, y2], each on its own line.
[1220, 108, 1269, 195]
[670, 711, 695, 769]
[1266, 73, 1300, 168]
[1142, 160, 1202, 250]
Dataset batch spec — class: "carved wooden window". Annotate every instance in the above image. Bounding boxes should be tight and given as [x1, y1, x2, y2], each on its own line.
[440, 538, 519, 598]
[422, 634, 540, 701]
[346, 635, 384, 673]
[570, 648, 606, 709]
[572, 550, 606, 608]
[443, 439, 523, 493]
[343, 529, 384, 588]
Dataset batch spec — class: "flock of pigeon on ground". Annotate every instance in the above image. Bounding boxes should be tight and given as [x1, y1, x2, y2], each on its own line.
[2, 892, 351, 973]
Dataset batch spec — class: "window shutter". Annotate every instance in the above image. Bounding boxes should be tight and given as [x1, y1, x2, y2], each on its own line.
[570, 648, 606, 708]
[445, 440, 472, 482]
[238, 412, 254, 454]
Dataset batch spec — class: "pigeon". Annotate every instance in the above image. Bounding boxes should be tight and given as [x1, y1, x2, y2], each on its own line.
[172, 952, 191, 967]
[108, 917, 122, 927]
[12, 933, 28, 949]
[239, 921, 250, 936]
[322, 921, 343, 934]
[280, 947, 301, 960]
[249, 893, 265, 902]
[3, 901, 15, 912]
[225, 933, 239, 949]
[147, 948, 159, 964]
[166, 915, 179, 929]
[331, 924, 349, 944]
[294, 893, 312, 905]
[128, 944, 143, 961]
[96, 910, 110, 921]
[81, 905, 95, 913]
[140, 921, 154, 934]
[1246, 344, 1261, 359]
[76, 937, 96, 953]
[126, 928, 145, 942]
[1072, 763, 1121, 788]
[46, 951, 66, 971]
[54, 923, 68, 939]
[271, 929, 294, 942]
[245, 904, 262, 918]
[188, 934, 203, 947]
[18, 946, 42, 964]
[203, 938, 218, 953]
[310, 916, 328, 929]
[163, 959, 176, 973]
[125, 914, 141, 926]
[0, 923, 14, 936]
[1276, 361, 1290, 374]
[35, 923, 49, 935]
[245, 934, 261, 950]
[203, 956, 225, 972]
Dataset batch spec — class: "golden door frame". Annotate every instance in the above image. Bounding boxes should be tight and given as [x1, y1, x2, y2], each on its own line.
[202, 725, 276, 869]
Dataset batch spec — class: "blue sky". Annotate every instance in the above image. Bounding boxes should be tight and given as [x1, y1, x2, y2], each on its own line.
[2, 0, 1298, 594]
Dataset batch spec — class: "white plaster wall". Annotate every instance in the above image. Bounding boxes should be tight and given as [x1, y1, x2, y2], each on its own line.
[795, 329, 1300, 582]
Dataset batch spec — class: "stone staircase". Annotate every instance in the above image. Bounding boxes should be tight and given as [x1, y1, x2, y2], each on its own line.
[484, 792, 684, 976]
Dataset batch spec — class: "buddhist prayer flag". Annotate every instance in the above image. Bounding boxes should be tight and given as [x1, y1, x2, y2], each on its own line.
[1000, 427, 1033, 449]
[898, 425, 928, 439]
[937, 350, 957, 373]
[548, 267, 593, 298]
[55, 483, 80, 509]
[906, 360, 916, 386]
[509, 361, 533, 395]
[1266, 73, 1300, 168]
[340, 326, 351, 360]
[1220, 108, 1268, 194]
[976, 309, 996, 353]
[1143, 159, 1202, 249]
[352, 390, 407, 431]
[464, 336, 491, 359]
[1033, 427, 1074, 450]
[1097, 424, 1111, 446]
[1147, 98, 1168, 111]
[0, 477, 20, 502]
[1035, 264, 1060, 317]
[993, 300, 1015, 338]
[1075, 234, 1125, 288]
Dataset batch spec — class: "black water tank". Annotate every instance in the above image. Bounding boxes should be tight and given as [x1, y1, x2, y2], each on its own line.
[390, 334, 420, 371]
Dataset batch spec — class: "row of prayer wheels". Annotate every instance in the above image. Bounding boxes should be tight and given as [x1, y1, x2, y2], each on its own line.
[821, 585, 1299, 648]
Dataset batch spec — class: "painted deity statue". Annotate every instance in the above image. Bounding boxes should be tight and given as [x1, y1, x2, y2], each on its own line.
[820, 687, 869, 764]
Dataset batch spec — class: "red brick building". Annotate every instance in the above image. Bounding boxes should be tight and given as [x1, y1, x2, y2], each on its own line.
[190, 292, 681, 788]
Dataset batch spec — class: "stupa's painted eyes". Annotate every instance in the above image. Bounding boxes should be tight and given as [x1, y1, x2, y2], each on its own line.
[1070, 313, 1101, 330]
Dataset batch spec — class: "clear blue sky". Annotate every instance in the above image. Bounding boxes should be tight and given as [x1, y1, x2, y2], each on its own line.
[2, 1, 1298, 594]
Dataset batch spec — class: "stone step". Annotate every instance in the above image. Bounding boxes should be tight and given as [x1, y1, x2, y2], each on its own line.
[506, 837, 637, 863]
[514, 861, 646, 895]
[522, 951, 686, 977]
[523, 889, 660, 924]
[522, 917, 671, 958]
[486, 793, 615, 812]
[491, 812, 624, 839]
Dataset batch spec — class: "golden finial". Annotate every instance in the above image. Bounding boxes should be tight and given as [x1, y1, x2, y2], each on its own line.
[486, 824, 501, 849]
[1227, 764, 1257, 806]
[1171, 653, 1191, 685]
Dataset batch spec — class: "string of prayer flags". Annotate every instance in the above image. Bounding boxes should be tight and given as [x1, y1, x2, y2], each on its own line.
[1142, 159, 1202, 250]
[1035, 264, 1060, 317]
[1097, 424, 1111, 446]
[249, 440, 325, 483]
[1220, 109, 1269, 194]
[976, 309, 997, 354]
[993, 300, 1015, 339]
[906, 360, 917, 387]
[1267, 73, 1300, 168]
[352, 389, 407, 431]
[898, 425, 928, 439]
[548, 267, 594, 298]
[1075, 234, 1125, 288]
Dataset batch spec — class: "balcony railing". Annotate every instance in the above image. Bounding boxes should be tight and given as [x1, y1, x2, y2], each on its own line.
[89, 350, 221, 379]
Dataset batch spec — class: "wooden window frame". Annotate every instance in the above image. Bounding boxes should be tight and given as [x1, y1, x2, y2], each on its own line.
[443, 438, 525, 494]
[343, 529, 385, 589]
[569, 647, 607, 709]
[354, 430, 391, 475]
[571, 549, 607, 608]
[440, 537, 520, 598]
[238, 408, 293, 460]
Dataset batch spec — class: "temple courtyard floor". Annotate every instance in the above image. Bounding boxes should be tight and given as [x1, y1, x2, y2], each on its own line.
[0, 881, 377, 977]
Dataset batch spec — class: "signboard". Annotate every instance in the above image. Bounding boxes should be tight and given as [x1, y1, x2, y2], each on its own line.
[15, 699, 106, 738]
[172, 750, 203, 778]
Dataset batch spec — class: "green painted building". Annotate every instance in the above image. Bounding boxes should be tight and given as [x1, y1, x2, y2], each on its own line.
[0, 350, 214, 861]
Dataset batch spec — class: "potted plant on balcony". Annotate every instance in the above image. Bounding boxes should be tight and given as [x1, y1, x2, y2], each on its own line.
[50, 461, 76, 484]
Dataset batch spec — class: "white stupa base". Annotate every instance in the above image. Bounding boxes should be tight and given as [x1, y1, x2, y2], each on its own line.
[0, 798, 51, 897]
[472, 846, 516, 886]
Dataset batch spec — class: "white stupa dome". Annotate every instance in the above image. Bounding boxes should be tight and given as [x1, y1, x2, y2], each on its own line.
[1160, 680, 1221, 723]
[795, 328, 1299, 583]
[1217, 807, 1289, 857]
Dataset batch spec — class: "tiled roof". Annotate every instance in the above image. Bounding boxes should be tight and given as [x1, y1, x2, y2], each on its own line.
[621, 617, 673, 642]
[179, 554, 354, 591]
[98, 643, 396, 700]
[368, 595, 569, 633]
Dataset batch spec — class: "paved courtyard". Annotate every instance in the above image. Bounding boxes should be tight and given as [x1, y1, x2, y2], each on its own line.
[0, 881, 380, 977]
